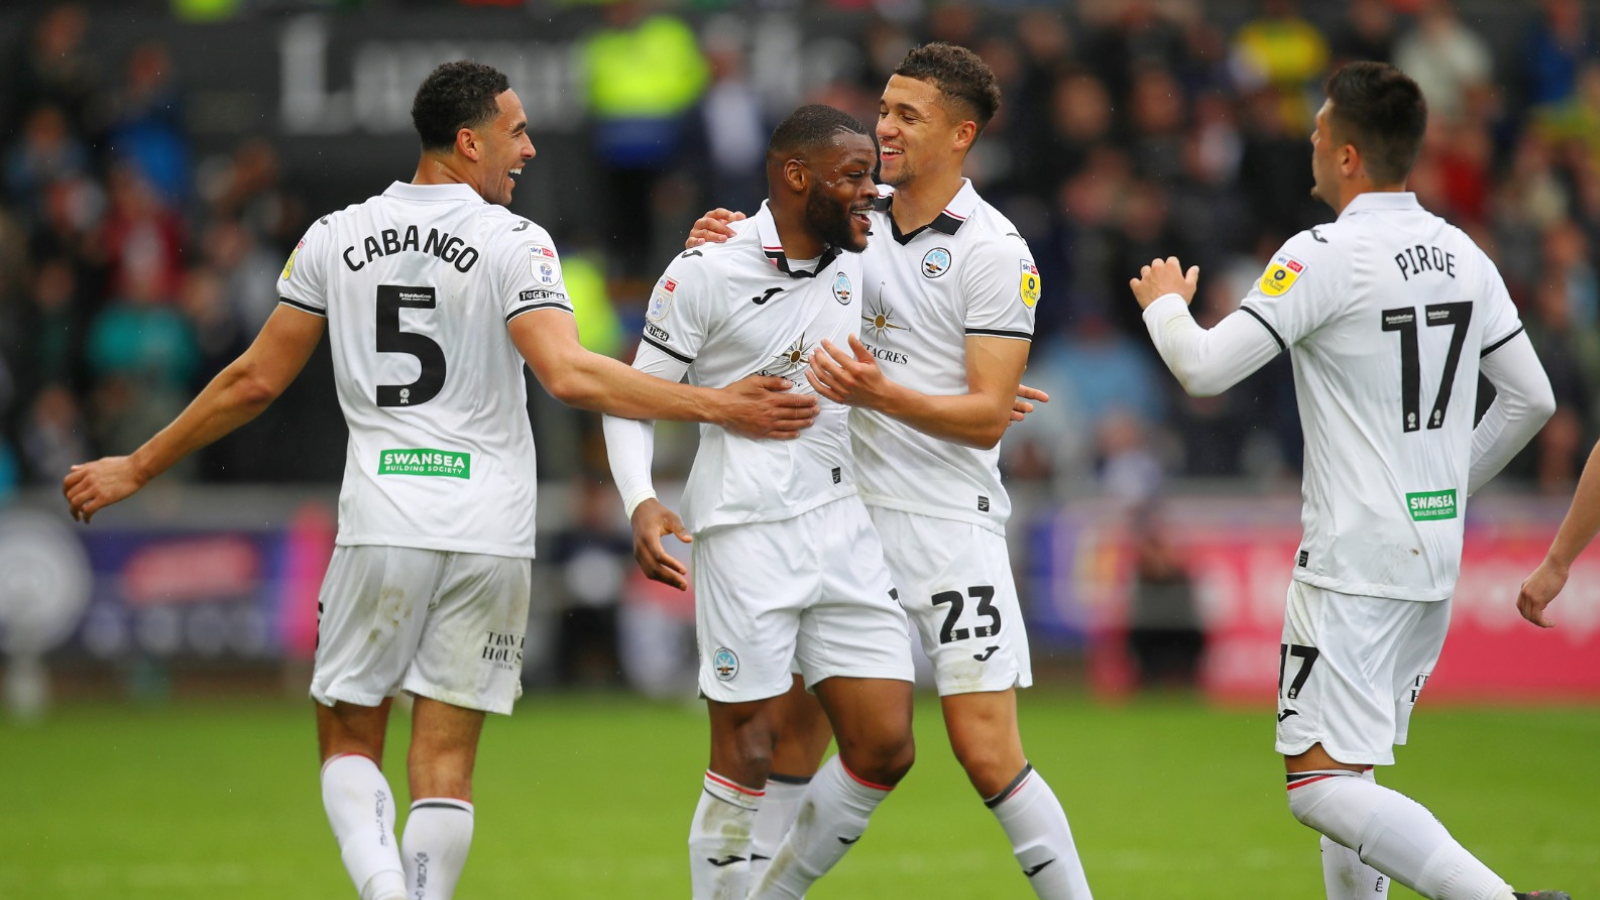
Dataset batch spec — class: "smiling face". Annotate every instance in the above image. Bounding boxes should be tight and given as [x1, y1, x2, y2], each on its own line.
[877, 74, 967, 188]
[802, 131, 879, 252]
[473, 90, 535, 206]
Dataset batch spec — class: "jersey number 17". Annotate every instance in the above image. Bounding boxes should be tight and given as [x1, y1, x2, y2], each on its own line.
[1380, 302, 1471, 433]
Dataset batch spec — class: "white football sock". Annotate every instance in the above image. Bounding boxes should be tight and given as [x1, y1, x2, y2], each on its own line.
[986, 763, 1094, 899]
[689, 770, 763, 900]
[751, 774, 809, 884]
[1321, 769, 1389, 900]
[752, 756, 892, 900]
[401, 798, 474, 900]
[1287, 769, 1513, 900]
[321, 754, 406, 900]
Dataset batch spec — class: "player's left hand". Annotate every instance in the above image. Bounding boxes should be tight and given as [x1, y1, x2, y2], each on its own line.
[807, 335, 896, 410]
[1516, 559, 1566, 628]
[1011, 383, 1050, 423]
[630, 498, 693, 591]
[62, 456, 146, 524]
[1129, 256, 1199, 310]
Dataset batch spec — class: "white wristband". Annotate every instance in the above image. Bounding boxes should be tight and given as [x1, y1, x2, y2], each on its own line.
[623, 490, 658, 521]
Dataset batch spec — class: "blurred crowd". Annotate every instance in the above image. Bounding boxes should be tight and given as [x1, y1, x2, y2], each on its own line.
[5, 0, 1600, 509]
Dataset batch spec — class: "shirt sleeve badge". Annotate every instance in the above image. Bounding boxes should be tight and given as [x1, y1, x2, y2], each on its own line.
[1259, 254, 1305, 297]
[281, 240, 304, 281]
[1019, 259, 1041, 308]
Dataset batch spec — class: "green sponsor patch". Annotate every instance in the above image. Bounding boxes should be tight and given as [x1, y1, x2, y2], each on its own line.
[378, 449, 470, 478]
[1406, 489, 1457, 521]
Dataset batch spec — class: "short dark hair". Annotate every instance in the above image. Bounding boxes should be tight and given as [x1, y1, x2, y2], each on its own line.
[768, 104, 869, 160]
[893, 42, 1001, 133]
[411, 60, 510, 152]
[1323, 61, 1427, 186]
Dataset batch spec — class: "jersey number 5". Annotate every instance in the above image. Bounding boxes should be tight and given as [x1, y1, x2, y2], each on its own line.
[376, 284, 446, 407]
[1380, 302, 1472, 432]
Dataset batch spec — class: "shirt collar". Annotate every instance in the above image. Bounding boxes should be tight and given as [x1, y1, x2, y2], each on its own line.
[873, 178, 978, 242]
[1336, 190, 1421, 220]
[753, 201, 840, 279]
[382, 181, 487, 204]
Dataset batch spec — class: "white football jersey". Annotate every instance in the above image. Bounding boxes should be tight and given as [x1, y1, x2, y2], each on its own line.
[640, 202, 862, 533]
[1241, 192, 1523, 601]
[852, 180, 1038, 534]
[278, 181, 573, 558]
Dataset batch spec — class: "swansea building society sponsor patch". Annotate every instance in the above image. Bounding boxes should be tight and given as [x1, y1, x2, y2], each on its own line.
[378, 449, 471, 478]
[1406, 489, 1457, 521]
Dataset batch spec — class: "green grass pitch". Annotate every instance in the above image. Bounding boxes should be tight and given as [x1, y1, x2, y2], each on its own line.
[2, 692, 1595, 899]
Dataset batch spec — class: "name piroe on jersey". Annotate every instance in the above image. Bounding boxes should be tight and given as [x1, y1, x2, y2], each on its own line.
[278, 181, 574, 558]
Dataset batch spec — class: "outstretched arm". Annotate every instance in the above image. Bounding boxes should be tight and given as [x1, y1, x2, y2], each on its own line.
[509, 309, 815, 439]
[1133, 257, 1282, 396]
[63, 304, 326, 522]
[1520, 436, 1600, 628]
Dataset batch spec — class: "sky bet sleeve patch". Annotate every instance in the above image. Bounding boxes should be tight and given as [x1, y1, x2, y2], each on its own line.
[1259, 254, 1305, 297]
[1020, 259, 1041, 308]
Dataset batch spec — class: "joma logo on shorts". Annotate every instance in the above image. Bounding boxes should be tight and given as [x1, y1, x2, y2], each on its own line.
[378, 449, 471, 478]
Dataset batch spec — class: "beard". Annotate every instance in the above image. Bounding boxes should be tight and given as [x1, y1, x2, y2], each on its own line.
[805, 187, 867, 253]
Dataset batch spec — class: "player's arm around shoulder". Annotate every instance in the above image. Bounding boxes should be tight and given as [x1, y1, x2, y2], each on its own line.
[808, 234, 1038, 449]
[509, 242, 817, 439]
[64, 301, 327, 522]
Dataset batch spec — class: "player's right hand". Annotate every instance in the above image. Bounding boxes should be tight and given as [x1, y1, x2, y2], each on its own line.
[1129, 256, 1200, 309]
[1516, 559, 1566, 628]
[62, 456, 146, 523]
[685, 208, 744, 249]
[719, 375, 818, 440]
[631, 498, 693, 591]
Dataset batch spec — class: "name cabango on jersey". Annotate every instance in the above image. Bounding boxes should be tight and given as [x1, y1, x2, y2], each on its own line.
[342, 225, 481, 273]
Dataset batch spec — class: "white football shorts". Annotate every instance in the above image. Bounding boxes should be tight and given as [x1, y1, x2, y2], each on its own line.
[869, 506, 1032, 696]
[311, 545, 531, 715]
[692, 496, 914, 703]
[1274, 580, 1449, 766]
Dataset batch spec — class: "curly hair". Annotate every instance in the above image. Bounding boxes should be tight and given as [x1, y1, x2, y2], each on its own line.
[768, 104, 870, 160]
[893, 42, 1001, 133]
[411, 60, 510, 152]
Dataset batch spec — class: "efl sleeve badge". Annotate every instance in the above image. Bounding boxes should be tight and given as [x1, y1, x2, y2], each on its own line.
[1019, 259, 1041, 308]
[1258, 254, 1304, 297]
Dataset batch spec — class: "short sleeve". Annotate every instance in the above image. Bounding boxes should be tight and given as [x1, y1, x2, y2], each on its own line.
[639, 252, 712, 364]
[1237, 229, 1337, 349]
[960, 235, 1038, 341]
[499, 221, 575, 323]
[278, 218, 331, 316]
[1476, 252, 1524, 358]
